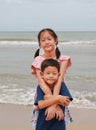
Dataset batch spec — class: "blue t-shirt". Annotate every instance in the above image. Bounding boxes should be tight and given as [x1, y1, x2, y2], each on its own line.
[34, 82, 73, 130]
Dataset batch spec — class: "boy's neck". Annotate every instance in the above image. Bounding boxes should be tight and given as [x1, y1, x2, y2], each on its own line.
[46, 83, 54, 90]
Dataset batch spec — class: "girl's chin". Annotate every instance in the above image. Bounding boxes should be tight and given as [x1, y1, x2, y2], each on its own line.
[45, 49, 53, 52]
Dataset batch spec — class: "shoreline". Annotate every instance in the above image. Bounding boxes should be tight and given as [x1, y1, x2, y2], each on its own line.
[0, 103, 96, 130]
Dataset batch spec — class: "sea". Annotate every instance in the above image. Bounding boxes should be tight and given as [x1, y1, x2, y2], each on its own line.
[0, 31, 96, 109]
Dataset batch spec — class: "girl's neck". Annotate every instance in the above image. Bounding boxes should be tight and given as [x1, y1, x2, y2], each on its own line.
[43, 51, 56, 59]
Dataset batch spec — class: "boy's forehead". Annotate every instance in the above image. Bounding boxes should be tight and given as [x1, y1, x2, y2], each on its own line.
[44, 66, 58, 72]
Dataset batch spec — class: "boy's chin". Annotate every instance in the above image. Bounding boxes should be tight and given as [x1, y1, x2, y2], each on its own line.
[46, 81, 55, 86]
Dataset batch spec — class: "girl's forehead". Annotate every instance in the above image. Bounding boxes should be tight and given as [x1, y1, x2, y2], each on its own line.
[40, 31, 52, 38]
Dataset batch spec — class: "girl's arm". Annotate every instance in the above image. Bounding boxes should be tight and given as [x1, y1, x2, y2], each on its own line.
[38, 95, 70, 109]
[36, 68, 52, 95]
[35, 59, 70, 95]
[38, 95, 59, 109]
[53, 60, 69, 95]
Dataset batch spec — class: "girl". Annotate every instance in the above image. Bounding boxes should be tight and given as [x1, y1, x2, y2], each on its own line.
[31, 28, 73, 128]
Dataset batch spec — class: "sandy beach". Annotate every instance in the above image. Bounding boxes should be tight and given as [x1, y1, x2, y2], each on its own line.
[0, 103, 96, 130]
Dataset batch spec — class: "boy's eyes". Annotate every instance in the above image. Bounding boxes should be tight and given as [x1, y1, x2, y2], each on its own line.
[48, 38, 51, 40]
[46, 72, 57, 75]
[41, 39, 45, 42]
[46, 72, 50, 74]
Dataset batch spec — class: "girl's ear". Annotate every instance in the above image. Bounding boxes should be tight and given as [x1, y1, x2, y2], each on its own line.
[55, 38, 58, 45]
[40, 71, 44, 78]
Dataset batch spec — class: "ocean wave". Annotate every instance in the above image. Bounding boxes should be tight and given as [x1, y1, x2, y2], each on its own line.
[0, 84, 96, 109]
[70, 90, 96, 109]
[60, 40, 96, 45]
[0, 40, 96, 46]
[0, 41, 37, 46]
[67, 75, 96, 82]
[0, 85, 35, 105]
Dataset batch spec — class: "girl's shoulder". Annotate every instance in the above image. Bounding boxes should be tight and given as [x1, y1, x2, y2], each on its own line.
[34, 55, 44, 61]
[58, 55, 72, 68]
[31, 55, 45, 70]
[58, 55, 71, 61]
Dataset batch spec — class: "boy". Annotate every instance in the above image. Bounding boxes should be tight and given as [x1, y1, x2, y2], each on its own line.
[34, 59, 73, 130]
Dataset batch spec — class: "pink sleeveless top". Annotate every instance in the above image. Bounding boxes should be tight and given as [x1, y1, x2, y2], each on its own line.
[31, 55, 71, 76]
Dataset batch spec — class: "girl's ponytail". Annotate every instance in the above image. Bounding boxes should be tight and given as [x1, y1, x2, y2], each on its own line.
[56, 46, 61, 59]
[34, 48, 40, 58]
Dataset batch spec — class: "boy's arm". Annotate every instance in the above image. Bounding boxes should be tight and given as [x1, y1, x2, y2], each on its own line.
[35, 86, 58, 109]
[38, 95, 70, 109]
[36, 69, 58, 120]
[38, 95, 59, 109]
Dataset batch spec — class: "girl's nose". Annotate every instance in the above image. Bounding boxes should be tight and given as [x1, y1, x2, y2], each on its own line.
[45, 39, 49, 44]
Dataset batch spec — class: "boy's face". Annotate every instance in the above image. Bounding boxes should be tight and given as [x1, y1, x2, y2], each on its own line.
[42, 66, 59, 87]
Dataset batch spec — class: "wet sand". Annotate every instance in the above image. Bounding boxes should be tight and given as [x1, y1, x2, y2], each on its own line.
[0, 103, 96, 130]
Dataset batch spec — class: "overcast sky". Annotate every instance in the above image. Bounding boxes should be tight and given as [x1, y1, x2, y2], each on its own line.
[0, 0, 96, 31]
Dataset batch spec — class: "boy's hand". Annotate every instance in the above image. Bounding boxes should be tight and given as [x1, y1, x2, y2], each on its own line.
[44, 95, 56, 121]
[45, 104, 56, 121]
[55, 105, 64, 121]
[45, 105, 64, 121]
[44, 95, 70, 120]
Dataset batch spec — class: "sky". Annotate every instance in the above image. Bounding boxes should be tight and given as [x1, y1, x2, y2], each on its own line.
[0, 0, 96, 31]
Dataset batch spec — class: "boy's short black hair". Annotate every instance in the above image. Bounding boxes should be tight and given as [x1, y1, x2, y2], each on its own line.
[41, 58, 60, 72]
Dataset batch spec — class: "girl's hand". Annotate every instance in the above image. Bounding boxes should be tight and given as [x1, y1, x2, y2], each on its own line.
[58, 95, 70, 106]
[45, 104, 56, 121]
[55, 105, 64, 121]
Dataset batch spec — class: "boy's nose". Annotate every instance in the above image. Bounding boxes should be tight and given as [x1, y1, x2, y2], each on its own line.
[49, 74, 53, 78]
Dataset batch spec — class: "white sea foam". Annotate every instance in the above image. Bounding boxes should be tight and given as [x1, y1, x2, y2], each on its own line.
[60, 40, 96, 45]
[70, 90, 96, 109]
[0, 85, 35, 105]
[0, 41, 37, 46]
[0, 40, 96, 46]
[0, 84, 96, 109]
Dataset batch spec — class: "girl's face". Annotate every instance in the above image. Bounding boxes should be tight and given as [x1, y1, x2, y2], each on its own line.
[39, 31, 57, 52]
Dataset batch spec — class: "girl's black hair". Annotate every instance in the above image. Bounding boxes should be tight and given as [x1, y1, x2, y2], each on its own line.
[34, 48, 40, 58]
[56, 46, 61, 59]
[34, 28, 61, 59]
